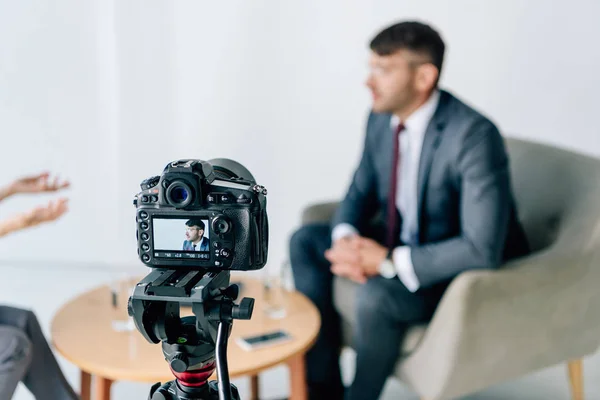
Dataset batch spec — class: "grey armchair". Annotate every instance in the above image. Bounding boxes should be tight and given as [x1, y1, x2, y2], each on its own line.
[297, 138, 600, 400]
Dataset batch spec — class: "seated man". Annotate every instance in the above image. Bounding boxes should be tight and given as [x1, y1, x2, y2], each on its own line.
[290, 21, 530, 400]
[0, 172, 79, 400]
[182, 219, 210, 252]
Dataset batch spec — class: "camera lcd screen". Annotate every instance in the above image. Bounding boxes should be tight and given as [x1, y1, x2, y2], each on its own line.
[152, 217, 211, 259]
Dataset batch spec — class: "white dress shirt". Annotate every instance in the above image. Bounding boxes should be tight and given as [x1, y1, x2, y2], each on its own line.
[332, 90, 441, 292]
[192, 239, 204, 251]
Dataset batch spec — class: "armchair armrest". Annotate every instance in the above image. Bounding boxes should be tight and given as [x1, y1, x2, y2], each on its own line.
[401, 247, 600, 399]
[300, 201, 339, 225]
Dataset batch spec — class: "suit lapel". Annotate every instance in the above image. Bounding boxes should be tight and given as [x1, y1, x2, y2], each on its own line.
[416, 91, 452, 241]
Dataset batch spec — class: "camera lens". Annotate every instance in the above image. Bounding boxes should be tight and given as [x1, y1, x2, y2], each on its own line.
[166, 181, 193, 208]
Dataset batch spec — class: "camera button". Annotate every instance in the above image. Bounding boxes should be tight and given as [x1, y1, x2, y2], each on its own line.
[142, 195, 149, 203]
[142, 243, 150, 251]
[141, 233, 149, 241]
[142, 254, 150, 262]
[220, 248, 232, 258]
[212, 217, 231, 235]
[140, 222, 149, 230]
[219, 194, 232, 203]
[213, 242, 221, 249]
[237, 194, 252, 204]
[207, 194, 217, 204]
[139, 211, 149, 220]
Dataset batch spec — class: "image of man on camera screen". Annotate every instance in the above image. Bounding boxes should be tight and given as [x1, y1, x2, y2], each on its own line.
[182, 218, 210, 252]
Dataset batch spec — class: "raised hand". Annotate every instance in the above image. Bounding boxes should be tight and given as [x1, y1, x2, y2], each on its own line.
[21, 198, 69, 229]
[9, 172, 70, 195]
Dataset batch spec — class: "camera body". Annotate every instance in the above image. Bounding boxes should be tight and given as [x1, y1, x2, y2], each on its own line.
[134, 159, 268, 271]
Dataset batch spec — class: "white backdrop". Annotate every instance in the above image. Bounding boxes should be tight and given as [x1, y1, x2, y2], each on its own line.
[1, 0, 599, 270]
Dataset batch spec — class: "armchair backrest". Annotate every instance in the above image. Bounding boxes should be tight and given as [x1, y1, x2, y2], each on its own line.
[505, 138, 600, 255]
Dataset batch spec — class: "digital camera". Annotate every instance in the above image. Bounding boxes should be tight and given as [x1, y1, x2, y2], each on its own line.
[133, 159, 268, 271]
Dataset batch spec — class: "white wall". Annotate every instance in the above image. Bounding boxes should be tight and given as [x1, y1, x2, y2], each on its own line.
[1, 0, 599, 270]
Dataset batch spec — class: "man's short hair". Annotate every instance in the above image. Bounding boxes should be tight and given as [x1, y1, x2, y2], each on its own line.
[186, 219, 205, 231]
[370, 21, 445, 85]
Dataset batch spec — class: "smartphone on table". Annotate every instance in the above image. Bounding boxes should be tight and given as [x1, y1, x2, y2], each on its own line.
[236, 330, 292, 351]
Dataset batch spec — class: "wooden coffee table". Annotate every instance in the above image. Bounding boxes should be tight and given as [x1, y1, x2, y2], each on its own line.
[50, 274, 320, 400]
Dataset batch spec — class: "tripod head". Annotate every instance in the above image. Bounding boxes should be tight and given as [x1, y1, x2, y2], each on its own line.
[128, 268, 254, 400]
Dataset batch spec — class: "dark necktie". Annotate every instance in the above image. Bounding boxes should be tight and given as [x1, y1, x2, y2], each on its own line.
[192, 244, 197, 251]
[386, 122, 406, 250]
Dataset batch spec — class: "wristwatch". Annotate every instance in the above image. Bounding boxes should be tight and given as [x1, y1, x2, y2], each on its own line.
[378, 250, 397, 279]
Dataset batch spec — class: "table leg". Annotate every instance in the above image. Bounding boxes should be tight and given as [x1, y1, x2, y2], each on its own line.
[95, 376, 113, 400]
[250, 374, 259, 400]
[80, 370, 91, 400]
[288, 354, 307, 400]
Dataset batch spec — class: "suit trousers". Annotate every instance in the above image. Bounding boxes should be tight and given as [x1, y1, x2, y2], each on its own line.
[0, 305, 79, 400]
[290, 223, 444, 400]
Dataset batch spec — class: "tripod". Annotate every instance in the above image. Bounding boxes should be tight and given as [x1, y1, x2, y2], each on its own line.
[128, 268, 254, 400]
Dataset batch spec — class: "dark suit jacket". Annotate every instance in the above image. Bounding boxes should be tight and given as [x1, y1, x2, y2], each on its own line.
[183, 237, 210, 252]
[332, 90, 530, 289]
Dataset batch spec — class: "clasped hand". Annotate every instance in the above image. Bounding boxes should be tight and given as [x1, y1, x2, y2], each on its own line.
[325, 236, 388, 284]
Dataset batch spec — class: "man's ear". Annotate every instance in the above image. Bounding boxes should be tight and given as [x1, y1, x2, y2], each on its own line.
[415, 64, 439, 92]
